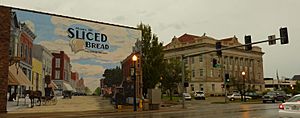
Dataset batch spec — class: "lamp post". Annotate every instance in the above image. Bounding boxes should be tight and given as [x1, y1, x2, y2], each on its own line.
[132, 55, 137, 111]
[242, 71, 246, 102]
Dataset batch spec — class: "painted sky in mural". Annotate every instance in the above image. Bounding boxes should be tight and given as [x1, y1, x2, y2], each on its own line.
[14, 9, 141, 91]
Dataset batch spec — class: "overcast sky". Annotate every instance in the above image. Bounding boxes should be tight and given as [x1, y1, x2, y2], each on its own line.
[1, 0, 299, 79]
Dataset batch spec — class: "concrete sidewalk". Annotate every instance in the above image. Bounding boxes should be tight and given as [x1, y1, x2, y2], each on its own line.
[7, 96, 64, 112]
[8, 96, 114, 114]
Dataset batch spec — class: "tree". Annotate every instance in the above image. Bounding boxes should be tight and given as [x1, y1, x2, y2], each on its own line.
[84, 87, 92, 95]
[103, 66, 123, 87]
[137, 23, 165, 98]
[161, 59, 182, 100]
[294, 81, 300, 94]
[94, 87, 101, 96]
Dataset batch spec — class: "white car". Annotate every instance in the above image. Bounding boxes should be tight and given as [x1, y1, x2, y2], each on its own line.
[194, 91, 205, 100]
[183, 93, 192, 100]
[227, 93, 252, 101]
[279, 94, 300, 117]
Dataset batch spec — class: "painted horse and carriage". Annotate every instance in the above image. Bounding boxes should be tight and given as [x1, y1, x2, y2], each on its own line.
[24, 87, 57, 108]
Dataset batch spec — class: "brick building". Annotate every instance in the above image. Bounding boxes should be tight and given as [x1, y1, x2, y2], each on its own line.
[51, 51, 73, 96]
[19, 23, 36, 89]
[121, 52, 142, 98]
[71, 72, 79, 92]
[0, 6, 11, 113]
[76, 78, 85, 94]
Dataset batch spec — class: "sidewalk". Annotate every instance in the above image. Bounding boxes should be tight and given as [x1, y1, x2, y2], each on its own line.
[8, 96, 114, 114]
[7, 97, 32, 112]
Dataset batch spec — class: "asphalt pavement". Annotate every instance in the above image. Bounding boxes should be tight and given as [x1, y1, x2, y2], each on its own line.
[3, 96, 281, 118]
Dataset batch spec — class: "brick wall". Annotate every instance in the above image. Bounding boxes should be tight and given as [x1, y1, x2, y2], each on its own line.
[0, 6, 11, 114]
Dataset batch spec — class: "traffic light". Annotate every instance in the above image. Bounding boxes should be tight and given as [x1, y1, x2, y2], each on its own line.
[268, 35, 276, 45]
[212, 58, 217, 68]
[280, 27, 289, 44]
[216, 41, 222, 56]
[225, 73, 230, 83]
[244, 35, 252, 51]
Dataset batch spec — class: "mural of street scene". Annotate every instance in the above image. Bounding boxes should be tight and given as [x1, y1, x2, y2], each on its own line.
[6, 8, 141, 112]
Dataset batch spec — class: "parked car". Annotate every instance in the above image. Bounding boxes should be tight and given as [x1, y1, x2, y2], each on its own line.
[183, 93, 192, 100]
[245, 92, 262, 99]
[278, 94, 300, 117]
[194, 91, 205, 100]
[227, 93, 252, 101]
[262, 91, 287, 103]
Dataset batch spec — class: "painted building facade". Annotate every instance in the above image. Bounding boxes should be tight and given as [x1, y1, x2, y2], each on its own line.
[32, 58, 43, 93]
[51, 51, 73, 95]
[19, 23, 36, 90]
[32, 44, 53, 94]
[71, 72, 79, 92]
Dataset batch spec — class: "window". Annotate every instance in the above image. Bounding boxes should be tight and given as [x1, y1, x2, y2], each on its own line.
[55, 58, 60, 68]
[200, 69, 204, 77]
[184, 59, 188, 64]
[64, 71, 68, 81]
[212, 84, 215, 92]
[192, 70, 195, 77]
[36, 73, 39, 90]
[25, 45, 28, 62]
[55, 70, 60, 79]
[20, 44, 23, 57]
[200, 84, 204, 91]
[29, 48, 32, 64]
[191, 57, 194, 64]
[28, 70, 32, 81]
[191, 84, 194, 91]
[199, 55, 203, 62]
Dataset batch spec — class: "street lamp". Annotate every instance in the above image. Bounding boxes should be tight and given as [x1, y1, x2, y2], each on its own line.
[242, 71, 246, 102]
[132, 55, 137, 111]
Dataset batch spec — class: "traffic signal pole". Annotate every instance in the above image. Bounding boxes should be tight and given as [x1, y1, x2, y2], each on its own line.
[184, 37, 283, 57]
[181, 55, 185, 109]
[219, 56, 227, 103]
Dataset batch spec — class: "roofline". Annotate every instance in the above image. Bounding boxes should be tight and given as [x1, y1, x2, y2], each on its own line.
[163, 43, 265, 55]
[0, 5, 139, 30]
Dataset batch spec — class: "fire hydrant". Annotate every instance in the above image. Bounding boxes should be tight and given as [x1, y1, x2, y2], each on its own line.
[139, 99, 143, 109]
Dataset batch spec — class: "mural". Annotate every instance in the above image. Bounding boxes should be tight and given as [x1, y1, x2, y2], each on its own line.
[12, 9, 141, 91]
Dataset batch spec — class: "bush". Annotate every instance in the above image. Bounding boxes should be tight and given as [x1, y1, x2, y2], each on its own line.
[262, 89, 271, 95]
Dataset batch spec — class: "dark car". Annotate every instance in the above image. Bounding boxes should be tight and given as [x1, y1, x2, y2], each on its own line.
[263, 91, 287, 103]
[275, 91, 287, 102]
[245, 92, 262, 99]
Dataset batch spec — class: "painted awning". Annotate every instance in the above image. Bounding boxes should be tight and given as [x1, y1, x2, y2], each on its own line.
[9, 64, 33, 87]
[49, 81, 58, 89]
[63, 82, 75, 91]
[8, 72, 19, 86]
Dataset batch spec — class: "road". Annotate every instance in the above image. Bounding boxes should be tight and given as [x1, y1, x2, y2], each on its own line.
[5, 96, 281, 118]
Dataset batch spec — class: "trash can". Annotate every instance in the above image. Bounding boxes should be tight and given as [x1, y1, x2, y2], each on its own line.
[143, 99, 149, 111]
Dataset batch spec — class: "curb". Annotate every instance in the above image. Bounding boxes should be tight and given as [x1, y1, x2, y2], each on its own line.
[7, 107, 187, 118]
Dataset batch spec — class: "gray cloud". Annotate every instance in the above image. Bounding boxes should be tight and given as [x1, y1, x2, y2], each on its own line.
[1, 0, 300, 79]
